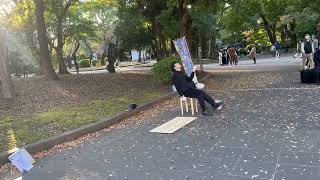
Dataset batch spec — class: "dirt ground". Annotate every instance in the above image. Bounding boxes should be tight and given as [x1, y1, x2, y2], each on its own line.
[0, 72, 170, 119]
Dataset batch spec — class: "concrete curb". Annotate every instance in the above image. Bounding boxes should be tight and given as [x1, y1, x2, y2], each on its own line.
[0, 73, 211, 165]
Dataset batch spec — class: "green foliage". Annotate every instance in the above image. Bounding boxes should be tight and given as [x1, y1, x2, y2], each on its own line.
[79, 53, 87, 60]
[294, 8, 319, 40]
[238, 48, 246, 55]
[8, 51, 38, 76]
[115, 2, 152, 51]
[8, 52, 24, 75]
[157, 5, 179, 39]
[153, 56, 181, 84]
[91, 59, 103, 67]
[3, 0, 320, 69]
[79, 59, 91, 68]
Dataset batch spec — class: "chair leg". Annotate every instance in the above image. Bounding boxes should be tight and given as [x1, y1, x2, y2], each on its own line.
[190, 98, 194, 115]
[180, 99, 184, 115]
[185, 99, 189, 112]
[195, 99, 198, 113]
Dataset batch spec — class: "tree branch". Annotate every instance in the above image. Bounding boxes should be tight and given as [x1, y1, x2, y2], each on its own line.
[1, 5, 9, 17]
[62, 0, 79, 17]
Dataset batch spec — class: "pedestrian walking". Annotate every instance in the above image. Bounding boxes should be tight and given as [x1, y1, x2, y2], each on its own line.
[270, 45, 276, 57]
[248, 46, 257, 64]
[218, 50, 223, 66]
[294, 41, 302, 58]
[227, 47, 238, 66]
[274, 41, 281, 60]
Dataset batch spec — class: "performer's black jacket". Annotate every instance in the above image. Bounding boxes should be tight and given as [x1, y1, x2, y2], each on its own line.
[172, 71, 196, 96]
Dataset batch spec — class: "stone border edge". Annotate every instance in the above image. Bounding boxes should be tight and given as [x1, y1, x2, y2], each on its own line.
[0, 73, 211, 165]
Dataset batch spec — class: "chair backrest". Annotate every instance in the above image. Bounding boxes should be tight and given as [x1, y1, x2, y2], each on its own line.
[172, 85, 177, 92]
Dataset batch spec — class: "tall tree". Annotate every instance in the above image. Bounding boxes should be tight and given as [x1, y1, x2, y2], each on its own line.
[222, 0, 291, 45]
[116, 0, 152, 58]
[0, 29, 16, 98]
[33, 0, 58, 80]
[85, 0, 118, 62]
[177, 0, 192, 49]
[47, 0, 79, 74]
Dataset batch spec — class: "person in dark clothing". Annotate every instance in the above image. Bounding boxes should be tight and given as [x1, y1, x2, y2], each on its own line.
[171, 62, 223, 116]
[314, 49, 320, 69]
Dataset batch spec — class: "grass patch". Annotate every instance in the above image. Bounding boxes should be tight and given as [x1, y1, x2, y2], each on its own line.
[0, 91, 163, 152]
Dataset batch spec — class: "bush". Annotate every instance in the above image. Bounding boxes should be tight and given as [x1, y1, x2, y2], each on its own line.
[79, 59, 91, 68]
[153, 56, 181, 84]
[238, 48, 246, 55]
[91, 59, 101, 67]
[8, 51, 39, 77]
[79, 54, 87, 60]
[100, 58, 106, 66]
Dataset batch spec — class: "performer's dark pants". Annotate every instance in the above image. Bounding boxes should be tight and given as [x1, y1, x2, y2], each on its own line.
[184, 89, 217, 112]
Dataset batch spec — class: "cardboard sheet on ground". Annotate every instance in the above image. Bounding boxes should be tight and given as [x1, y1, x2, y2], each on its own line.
[8, 148, 35, 173]
[150, 117, 198, 134]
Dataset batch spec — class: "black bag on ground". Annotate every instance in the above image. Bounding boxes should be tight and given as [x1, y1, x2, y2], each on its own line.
[300, 69, 316, 83]
[314, 68, 320, 83]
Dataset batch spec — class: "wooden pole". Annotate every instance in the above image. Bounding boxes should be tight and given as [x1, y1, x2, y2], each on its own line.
[0, 29, 15, 99]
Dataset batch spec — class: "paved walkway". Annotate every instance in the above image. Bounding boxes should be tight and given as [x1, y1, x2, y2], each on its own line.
[2, 59, 320, 180]
[198, 54, 301, 72]
[70, 54, 301, 75]
[69, 61, 155, 75]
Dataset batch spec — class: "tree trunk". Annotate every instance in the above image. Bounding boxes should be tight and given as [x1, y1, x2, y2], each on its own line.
[57, 17, 68, 74]
[171, 39, 176, 55]
[182, 13, 192, 50]
[207, 38, 211, 59]
[281, 25, 287, 45]
[66, 54, 72, 69]
[150, 41, 159, 61]
[153, 20, 166, 59]
[72, 40, 80, 58]
[198, 31, 203, 71]
[260, 13, 277, 44]
[71, 42, 80, 74]
[101, 33, 108, 64]
[33, 0, 57, 80]
[211, 36, 217, 61]
[287, 18, 297, 47]
[159, 35, 167, 57]
[291, 18, 297, 46]
[138, 50, 141, 62]
[178, 0, 192, 50]
[67, 40, 80, 69]
[0, 30, 15, 98]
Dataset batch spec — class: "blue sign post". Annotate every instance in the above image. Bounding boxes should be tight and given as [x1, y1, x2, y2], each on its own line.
[173, 37, 194, 77]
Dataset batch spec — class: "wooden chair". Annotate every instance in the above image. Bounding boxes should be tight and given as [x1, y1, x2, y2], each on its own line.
[180, 96, 198, 116]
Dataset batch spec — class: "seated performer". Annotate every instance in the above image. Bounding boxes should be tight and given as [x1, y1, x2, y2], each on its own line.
[171, 62, 223, 116]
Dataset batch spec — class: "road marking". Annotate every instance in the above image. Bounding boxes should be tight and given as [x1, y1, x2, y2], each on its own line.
[150, 117, 198, 134]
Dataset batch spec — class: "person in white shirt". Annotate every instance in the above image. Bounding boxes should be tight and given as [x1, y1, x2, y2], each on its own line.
[218, 51, 223, 66]
[249, 46, 257, 64]
[270, 45, 276, 57]
[294, 41, 302, 58]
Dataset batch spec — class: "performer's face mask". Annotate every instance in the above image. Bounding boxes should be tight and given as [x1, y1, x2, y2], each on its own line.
[175, 63, 182, 71]
[305, 35, 311, 41]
